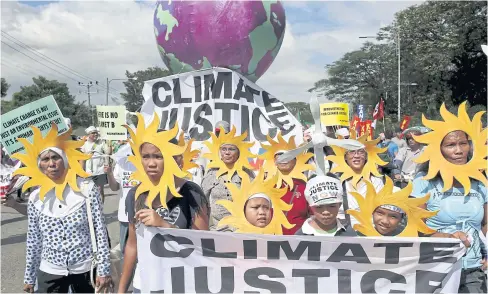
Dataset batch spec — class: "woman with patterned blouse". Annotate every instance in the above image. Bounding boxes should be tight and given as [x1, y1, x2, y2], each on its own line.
[20, 142, 112, 292]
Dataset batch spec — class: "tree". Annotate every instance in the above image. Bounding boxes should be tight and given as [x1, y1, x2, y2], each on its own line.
[284, 102, 313, 125]
[313, 1, 487, 122]
[121, 67, 172, 112]
[6, 76, 92, 128]
[1, 78, 9, 98]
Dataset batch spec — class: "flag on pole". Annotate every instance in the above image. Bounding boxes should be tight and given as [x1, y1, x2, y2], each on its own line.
[400, 115, 412, 130]
[350, 115, 360, 134]
[371, 98, 385, 129]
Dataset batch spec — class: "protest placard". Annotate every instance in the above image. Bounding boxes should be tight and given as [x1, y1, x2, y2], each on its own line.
[96, 105, 127, 140]
[140, 67, 303, 146]
[1, 95, 68, 155]
[137, 227, 464, 293]
[320, 102, 350, 127]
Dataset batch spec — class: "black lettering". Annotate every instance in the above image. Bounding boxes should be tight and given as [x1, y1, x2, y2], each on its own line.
[327, 243, 371, 263]
[233, 78, 259, 103]
[415, 270, 448, 293]
[244, 267, 286, 293]
[262, 91, 285, 113]
[173, 78, 192, 104]
[267, 241, 320, 261]
[194, 266, 234, 293]
[194, 76, 202, 103]
[252, 108, 276, 141]
[149, 234, 194, 258]
[152, 81, 172, 108]
[215, 103, 239, 124]
[213, 72, 232, 99]
[171, 266, 185, 293]
[419, 242, 459, 264]
[243, 240, 257, 259]
[360, 270, 406, 294]
[181, 107, 192, 132]
[338, 269, 351, 294]
[201, 239, 237, 258]
[292, 269, 330, 293]
[203, 74, 214, 101]
[190, 104, 212, 141]
[168, 108, 178, 129]
[269, 111, 295, 136]
[241, 105, 250, 141]
[374, 243, 413, 264]
[159, 110, 169, 130]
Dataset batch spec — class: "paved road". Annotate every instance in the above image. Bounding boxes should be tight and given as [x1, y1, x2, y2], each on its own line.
[1, 187, 121, 293]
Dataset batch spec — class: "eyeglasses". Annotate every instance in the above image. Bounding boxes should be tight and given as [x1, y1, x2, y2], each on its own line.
[346, 149, 366, 156]
[220, 146, 238, 152]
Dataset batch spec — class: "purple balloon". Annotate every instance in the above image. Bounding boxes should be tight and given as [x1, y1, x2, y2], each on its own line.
[154, 0, 286, 81]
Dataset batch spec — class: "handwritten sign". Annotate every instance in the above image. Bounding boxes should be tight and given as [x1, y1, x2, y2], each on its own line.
[320, 102, 349, 127]
[96, 105, 127, 140]
[1, 95, 67, 155]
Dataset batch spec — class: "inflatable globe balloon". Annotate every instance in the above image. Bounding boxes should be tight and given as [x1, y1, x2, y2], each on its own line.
[153, 0, 286, 82]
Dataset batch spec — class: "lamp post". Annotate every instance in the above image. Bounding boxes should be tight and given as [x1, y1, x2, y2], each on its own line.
[359, 34, 404, 121]
[106, 78, 137, 105]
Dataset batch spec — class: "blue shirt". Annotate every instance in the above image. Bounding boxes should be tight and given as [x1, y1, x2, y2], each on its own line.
[412, 172, 487, 269]
[378, 141, 399, 160]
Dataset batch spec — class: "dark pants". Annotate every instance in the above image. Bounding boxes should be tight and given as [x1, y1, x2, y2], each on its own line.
[458, 268, 487, 293]
[36, 270, 94, 293]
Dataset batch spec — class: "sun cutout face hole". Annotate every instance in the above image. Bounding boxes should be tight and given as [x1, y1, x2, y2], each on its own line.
[440, 130, 472, 165]
[244, 196, 273, 228]
[344, 149, 367, 173]
[372, 205, 408, 236]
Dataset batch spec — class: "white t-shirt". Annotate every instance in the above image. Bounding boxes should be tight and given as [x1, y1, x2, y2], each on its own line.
[81, 140, 109, 175]
[113, 164, 139, 222]
[301, 218, 344, 236]
[337, 176, 385, 227]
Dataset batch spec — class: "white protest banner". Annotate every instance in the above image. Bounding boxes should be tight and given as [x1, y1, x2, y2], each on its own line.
[1, 95, 68, 155]
[140, 67, 303, 146]
[96, 105, 127, 140]
[137, 227, 464, 293]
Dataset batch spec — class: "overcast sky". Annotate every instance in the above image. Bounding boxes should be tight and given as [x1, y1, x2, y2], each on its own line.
[1, 0, 422, 106]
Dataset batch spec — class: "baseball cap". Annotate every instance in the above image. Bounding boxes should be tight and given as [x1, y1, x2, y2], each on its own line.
[305, 176, 343, 206]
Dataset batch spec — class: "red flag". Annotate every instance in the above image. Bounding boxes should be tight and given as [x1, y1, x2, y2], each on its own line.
[372, 99, 385, 129]
[400, 116, 411, 130]
[364, 120, 373, 140]
[350, 116, 360, 133]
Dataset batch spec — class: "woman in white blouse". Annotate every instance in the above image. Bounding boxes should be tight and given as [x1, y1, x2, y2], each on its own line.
[18, 142, 112, 293]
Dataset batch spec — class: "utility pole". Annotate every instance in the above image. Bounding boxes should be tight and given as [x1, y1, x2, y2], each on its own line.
[78, 81, 99, 125]
[397, 30, 401, 122]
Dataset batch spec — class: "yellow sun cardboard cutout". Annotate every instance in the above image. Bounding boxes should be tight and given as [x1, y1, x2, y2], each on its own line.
[124, 113, 187, 208]
[12, 123, 90, 201]
[216, 171, 294, 234]
[203, 126, 256, 181]
[328, 131, 387, 187]
[346, 177, 438, 237]
[177, 132, 200, 180]
[414, 102, 487, 194]
[259, 133, 313, 189]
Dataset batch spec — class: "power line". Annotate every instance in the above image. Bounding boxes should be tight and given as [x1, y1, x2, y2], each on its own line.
[1, 31, 124, 94]
[1, 40, 80, 83]
[2, 31, 93, 82]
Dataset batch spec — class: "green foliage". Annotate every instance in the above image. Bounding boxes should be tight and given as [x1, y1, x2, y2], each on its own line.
[121, 67, 172, 112]
[3, 76, 91, 128]
[313, 1, 487, 120]
[1, 78, 9, 98]
[284, 102, 313, 125]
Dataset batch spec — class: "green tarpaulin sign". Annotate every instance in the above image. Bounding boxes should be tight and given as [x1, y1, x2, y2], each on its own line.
[1, 95, 68, 155]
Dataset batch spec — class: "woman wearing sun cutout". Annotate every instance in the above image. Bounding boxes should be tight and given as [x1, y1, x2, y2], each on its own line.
[201, 125, 256, 232]
[117, 115, 209, 293]
[412, 102, 487, 293]
[14, 125, 112, 293]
